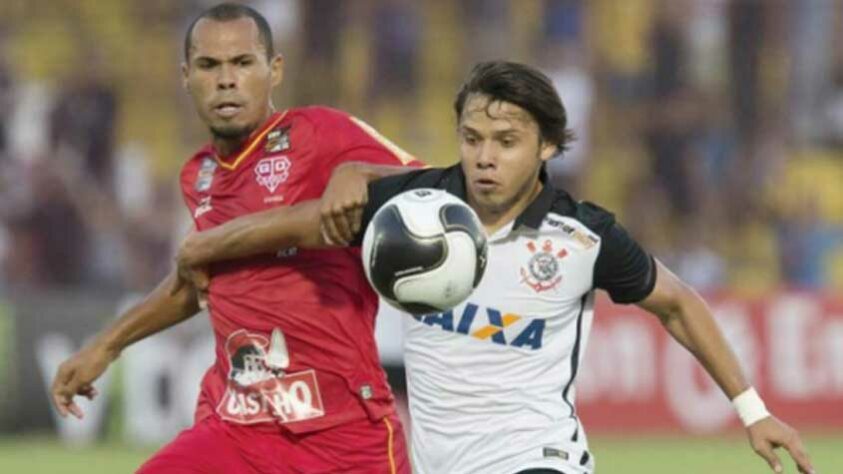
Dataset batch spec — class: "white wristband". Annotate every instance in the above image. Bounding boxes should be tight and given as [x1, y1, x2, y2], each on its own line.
[732, 387, 770, 427]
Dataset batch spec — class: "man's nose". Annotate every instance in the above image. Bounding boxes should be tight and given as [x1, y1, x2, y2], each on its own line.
[217, 64, 236, 90]
[476, 143, 496, 168]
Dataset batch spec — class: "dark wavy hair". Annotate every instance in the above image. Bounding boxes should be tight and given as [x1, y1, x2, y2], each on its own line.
[184, 3, 274, 60]
[454, 61, 574, 153]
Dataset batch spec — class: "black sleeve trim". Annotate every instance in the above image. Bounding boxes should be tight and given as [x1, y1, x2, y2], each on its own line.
[593, 222, 657, 304]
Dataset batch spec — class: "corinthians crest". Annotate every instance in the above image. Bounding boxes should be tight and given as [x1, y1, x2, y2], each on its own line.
[520, 239, 568, 293]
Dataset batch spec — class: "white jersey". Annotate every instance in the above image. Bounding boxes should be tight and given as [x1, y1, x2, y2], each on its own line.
[361, 166, 656, 474]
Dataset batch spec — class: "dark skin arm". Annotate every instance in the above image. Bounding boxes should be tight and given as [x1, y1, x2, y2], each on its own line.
[638, 260, 813, 474]
[174, 162, 416, 286]
[177, 199, 325, 269]
[51, 269, 201, 419]
[318, 162, 418, 244]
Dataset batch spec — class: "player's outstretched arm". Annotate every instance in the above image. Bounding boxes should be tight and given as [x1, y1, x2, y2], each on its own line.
[177, 199, 326, 269]
[637, 260, 814, 474]
[176, 161, 417, 268]
[319, 161, 418, 245]
[51, 269, 201, 419]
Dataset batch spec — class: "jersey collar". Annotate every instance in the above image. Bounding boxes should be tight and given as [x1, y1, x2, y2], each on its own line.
[213, 111, 287, 170]
[445, 164, 555, 231]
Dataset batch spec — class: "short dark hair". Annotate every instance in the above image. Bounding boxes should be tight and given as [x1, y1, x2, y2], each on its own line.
[184, 3, 274, 61]
[454, 61, 574, 153]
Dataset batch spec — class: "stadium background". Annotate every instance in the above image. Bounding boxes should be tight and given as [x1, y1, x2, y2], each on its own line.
[0, 0, 841, 472]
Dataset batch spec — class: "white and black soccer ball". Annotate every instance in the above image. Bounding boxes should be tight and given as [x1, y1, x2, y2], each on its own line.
[361, 188, 488, 315]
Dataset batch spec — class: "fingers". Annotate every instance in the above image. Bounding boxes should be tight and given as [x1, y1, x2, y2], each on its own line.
[320, 202, 361, 246]
[350, 206, 363, 236]
[51, 365, 74, 417]
[783, 435, 814, 474]
[51, 367, 88, 419]
[66, 401, 85, 420]
[753, 441, 783, 473]
[191, 267, 210, 292]
[79, 385, 99, 400]
[336, 206, 358, 243]
[52, 392, 70, 418]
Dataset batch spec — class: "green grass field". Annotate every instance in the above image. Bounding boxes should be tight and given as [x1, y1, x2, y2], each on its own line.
[0, 433, 840, 473]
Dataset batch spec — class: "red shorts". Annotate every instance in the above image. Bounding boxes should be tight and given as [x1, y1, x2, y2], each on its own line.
[136, 413, 409, 474]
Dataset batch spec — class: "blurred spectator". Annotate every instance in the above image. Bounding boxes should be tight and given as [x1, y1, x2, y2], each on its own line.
[727, 0, 765, 141]
[0, 57, 11, 160]
[298, 0, 344, 105]
[48, 51, 117, 193]
[460, 0, 510, 63]
[672, 218, 727, 293]
[369, 0, 421, 102]
[541, 0, 593, 194]
[642, 2, 704, 219]
[776, 195, 843, 290]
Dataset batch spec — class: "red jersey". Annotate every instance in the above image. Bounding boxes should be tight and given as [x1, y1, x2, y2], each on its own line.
[179, 107, 419, 435]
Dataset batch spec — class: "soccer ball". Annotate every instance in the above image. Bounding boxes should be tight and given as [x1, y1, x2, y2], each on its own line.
[361, 188, 488, 315]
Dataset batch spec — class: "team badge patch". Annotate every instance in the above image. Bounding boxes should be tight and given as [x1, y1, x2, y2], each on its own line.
[255, 156, 291, 193]
[195, 157, 218, 192]
[264, 126, 290, 153]
[217, 328, 325, 425]
[520, 239, 567, 293]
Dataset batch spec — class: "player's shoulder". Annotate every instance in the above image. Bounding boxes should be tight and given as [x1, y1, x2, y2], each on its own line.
[180, 146, 214, 182]
[546, 188, 617, 236]
[371, 164, 458, 194]
[289, 105, 353, 127]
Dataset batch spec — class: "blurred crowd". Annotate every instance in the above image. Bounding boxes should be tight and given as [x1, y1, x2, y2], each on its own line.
[0, 0, 841, 295]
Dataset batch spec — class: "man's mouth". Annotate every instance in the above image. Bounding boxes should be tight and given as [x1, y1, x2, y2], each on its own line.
[213, 102, 244, 118]
[473, 178, 499, 191]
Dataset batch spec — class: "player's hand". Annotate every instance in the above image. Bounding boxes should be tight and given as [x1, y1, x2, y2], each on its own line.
[171, 231, 210, 307]
[746, 416, 814, 473]
[172, 263, 210, 308]
[51, 343, 117, 419]
[320, 162, 369, 246]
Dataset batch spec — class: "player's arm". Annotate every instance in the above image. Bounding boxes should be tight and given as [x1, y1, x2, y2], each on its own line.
[320, 161, 420, 245]
[51, 269, 201, 419]
[177, 199, 326, 268]
[176, 162, 418, 268]
[637, 262, 814, 474]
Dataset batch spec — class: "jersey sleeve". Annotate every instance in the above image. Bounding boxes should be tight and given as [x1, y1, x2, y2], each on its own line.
[315, 108, 423, 172]
[581, 202, 657, 304]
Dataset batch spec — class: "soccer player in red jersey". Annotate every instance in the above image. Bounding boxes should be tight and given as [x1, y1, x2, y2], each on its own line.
[50, 4, 418, 473]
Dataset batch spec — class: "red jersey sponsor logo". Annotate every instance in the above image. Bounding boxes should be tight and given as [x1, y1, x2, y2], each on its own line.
[216, 328, 325, 425]
[254, 156, 291, 193]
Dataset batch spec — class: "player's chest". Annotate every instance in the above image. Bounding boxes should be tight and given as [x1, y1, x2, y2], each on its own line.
[409, 230, 600, 351]
[189, 150, 324, 229]
[479, 230, 598, 303]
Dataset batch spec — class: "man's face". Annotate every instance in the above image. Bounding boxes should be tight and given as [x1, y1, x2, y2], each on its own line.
[182, 18, 283, 141]
[458, 94, 557, 216]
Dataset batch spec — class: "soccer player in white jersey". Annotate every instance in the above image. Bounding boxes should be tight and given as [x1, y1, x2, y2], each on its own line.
[174, 61, 814, 474]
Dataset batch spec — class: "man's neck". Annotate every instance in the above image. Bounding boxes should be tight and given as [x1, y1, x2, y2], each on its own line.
[213, 135, 249, 158]
[211, 109, 275, 158]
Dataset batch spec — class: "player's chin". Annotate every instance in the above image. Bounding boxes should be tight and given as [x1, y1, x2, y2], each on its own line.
[210, 123, 252, 140]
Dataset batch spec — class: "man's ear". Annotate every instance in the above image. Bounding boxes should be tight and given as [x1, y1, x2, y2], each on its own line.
[181, 62, 190, 91]
[270, 54, 284, 88]
[540, 141, 558, 162]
